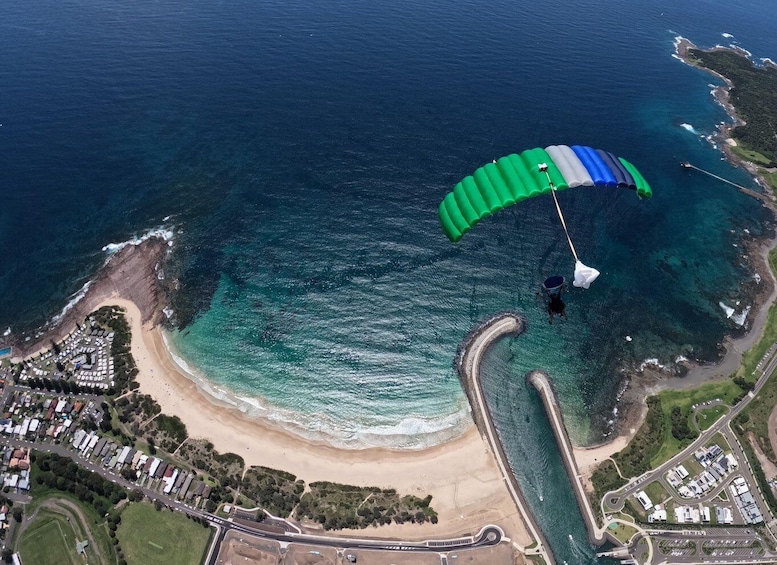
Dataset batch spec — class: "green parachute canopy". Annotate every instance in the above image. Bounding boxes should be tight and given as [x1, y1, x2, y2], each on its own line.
[439, 144, 651, 243]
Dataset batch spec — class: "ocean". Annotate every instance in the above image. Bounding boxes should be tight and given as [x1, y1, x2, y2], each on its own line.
[2, 0, 776, 561]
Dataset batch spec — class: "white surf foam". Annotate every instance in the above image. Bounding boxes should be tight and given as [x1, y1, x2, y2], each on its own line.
[102, 226, 174, 255]
[731, 306, 751, 327]
[719, 301, 750, 327]
[722, 32, 734, 39]
[638, 358, 665, 372]
[680, 123, 701, 135]
[50, 281, 93, 326]
[160, 331, 469, 450]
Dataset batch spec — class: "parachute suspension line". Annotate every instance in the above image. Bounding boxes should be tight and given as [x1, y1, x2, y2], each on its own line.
[540, 166, 579, 263]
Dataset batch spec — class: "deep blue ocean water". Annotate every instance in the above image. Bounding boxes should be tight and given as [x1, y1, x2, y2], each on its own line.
[3, 0, 777, 561]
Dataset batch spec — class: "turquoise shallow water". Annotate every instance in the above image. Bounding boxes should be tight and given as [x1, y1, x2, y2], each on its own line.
[2, 0, 777, 562]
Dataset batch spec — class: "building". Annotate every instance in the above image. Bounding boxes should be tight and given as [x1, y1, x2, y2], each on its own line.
[635, 490, 653, 511]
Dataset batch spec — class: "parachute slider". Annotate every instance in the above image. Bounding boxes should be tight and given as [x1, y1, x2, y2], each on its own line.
[538, 163, 558, 192]
[573, 260, 600, 289]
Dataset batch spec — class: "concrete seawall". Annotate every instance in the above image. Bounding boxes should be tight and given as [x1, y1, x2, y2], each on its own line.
[455, 312, 556, 565]
[527, 371, 606, 546]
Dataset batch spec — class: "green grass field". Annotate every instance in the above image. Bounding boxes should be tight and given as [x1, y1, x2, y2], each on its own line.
[696, 405, 729, 431]
[117, 503, 210, 565]
[762, 169, 777, 193]
[731, 144, 772, 166]
[608, 521, 638, 545]
[18, 509, 82, 565]
[644, 480, 669, 506]
[650, 380, 742, 466]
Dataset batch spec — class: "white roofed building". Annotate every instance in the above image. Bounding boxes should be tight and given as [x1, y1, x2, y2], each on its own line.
[636, 490, 653, 511]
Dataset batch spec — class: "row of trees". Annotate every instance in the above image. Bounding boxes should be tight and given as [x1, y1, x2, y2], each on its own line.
[34, 452, 127, 517]
[23, 376, 111, 397]
[612, 397, 666, 477]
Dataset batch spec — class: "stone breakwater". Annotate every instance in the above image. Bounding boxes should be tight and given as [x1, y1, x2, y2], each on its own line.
[454, 310, 524, 433]
[454, 312, 556, 565]
[527, 371, 607, 546]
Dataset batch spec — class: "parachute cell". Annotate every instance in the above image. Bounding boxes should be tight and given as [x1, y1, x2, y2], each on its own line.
[439, 145, 651, 242]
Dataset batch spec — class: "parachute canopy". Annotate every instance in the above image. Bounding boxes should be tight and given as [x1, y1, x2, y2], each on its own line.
[542, 275, 565, 295]
[439, 144, 651, 242]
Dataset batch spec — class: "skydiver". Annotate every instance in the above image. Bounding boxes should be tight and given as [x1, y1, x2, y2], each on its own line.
[538, 275, 567, 324]
[545, 293, 566, 324]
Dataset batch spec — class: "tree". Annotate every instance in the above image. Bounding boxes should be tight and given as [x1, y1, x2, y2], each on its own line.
[12, 508, 22, 523]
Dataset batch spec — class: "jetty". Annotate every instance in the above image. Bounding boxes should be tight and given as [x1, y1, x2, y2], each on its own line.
[527, 371, 606, 546]
[680, 161, 772, 203]
[455, 312, 556, 565]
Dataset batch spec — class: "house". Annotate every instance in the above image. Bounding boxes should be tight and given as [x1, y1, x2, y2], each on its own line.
[700, 505, 710, 522]
[148, 458, 161, 477]
[179, 476, 194, 500]
[116, 446, 131, 466]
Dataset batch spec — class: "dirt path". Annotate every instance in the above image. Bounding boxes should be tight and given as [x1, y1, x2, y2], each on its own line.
[765, 405, 777, 478]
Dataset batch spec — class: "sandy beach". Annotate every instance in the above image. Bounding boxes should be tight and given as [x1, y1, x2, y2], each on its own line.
[8, 235, 532, 543]
[92, 296, 533, 544]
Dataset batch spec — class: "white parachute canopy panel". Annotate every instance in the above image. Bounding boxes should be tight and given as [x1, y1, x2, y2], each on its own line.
[573, 260, 600, 289]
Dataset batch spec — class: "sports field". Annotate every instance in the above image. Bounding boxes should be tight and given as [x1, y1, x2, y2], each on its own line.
[117, 502, 211, 565]
[17, 509, 82, 565]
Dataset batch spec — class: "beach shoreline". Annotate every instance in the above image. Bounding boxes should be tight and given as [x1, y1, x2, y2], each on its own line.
[107, 296, 533, 543]
[9, 235, 536, 542]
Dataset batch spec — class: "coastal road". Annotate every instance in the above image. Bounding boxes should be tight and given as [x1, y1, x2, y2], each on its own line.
[203, 521, 503, 565]
[606, 355, 775, 511]
[0, 436, 505, 562]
